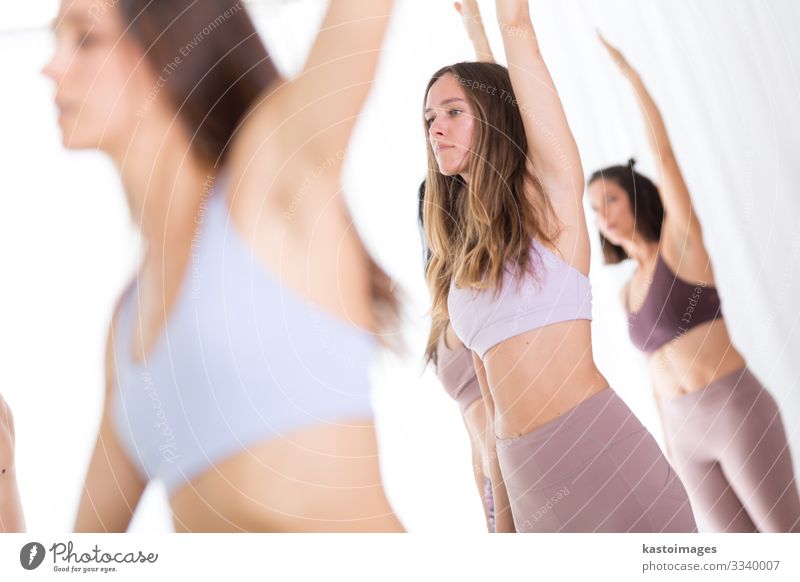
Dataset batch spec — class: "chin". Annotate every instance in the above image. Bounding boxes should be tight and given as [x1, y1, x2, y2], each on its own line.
[437, 163, 467, 177]
[61, 136, 94, 150]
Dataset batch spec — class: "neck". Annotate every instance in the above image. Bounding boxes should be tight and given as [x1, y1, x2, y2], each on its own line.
[110, 120, 215, 275]
[619, 235, 658, 267]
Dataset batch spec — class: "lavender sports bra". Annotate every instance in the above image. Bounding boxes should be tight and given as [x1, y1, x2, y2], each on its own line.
[435, 333, 482, 412]
[447, 239, 593, 359]
[111, 177, 377, 495]
[627, 252, 722, 353]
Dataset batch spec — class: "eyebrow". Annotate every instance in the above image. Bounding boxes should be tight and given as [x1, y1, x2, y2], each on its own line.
[424, 98, 466, 114]
[50, 11, 93, 32]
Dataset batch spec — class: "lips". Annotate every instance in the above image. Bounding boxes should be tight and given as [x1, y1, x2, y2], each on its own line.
[436, 145, 455, 153]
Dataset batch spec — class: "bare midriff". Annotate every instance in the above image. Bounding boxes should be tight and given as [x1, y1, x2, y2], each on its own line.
[483, 320, 609, 440]
[647, 318, 746, 398]
[169, 422, 404, 532]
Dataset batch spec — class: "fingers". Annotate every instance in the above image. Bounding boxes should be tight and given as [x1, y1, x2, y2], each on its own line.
[596, 29, 629, 68]
[454, 2, 462, 14]
[596, 29, 616, 53]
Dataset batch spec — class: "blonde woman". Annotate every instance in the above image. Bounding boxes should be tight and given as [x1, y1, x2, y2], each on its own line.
[422, 0, 696, 532]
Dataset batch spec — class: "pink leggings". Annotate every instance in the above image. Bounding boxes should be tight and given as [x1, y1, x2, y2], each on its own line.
[662, 367, 800, 532]
[497, 387, 697, 532]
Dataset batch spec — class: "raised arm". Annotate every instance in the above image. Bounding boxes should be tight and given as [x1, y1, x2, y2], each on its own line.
[230, 0, 395, 211]
[455, 1, 495, 63]
[0, 394, 25, 532]
[471, 352, 515, 532]
[495, 1, 584, 206]
[598, 32, 703, 246]
[75, 314, 145, 532]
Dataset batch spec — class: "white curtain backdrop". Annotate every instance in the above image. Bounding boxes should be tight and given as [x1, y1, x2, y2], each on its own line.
[1, 0, 798, 533]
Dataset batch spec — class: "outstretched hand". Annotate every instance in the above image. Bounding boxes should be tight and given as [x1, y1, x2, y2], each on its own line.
[455, 1, 487, 40]
[455, 1, 495, 62]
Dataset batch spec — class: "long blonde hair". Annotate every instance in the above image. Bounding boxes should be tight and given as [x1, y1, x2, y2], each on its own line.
[422, 62, 560, 365]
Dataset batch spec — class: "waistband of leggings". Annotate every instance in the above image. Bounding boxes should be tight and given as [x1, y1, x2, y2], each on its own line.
[660, 366, 759, 412]
[496, 386, 641, 449]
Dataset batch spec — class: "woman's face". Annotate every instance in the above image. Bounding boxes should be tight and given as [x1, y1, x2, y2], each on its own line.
[42, 0, 159, 152]
[587, 178, 636, 246]
[424, 74, 476, 178]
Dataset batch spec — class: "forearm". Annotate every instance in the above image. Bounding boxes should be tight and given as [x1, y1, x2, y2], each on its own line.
[472, 35, 495, 63]
[487, 435, 515, 532]
[469, 453, 492, 529]
[496, 0, 532, 29]
[470, 352, 515, 532]
[624, 71, 675, 163]
[496, 6, 583, 189]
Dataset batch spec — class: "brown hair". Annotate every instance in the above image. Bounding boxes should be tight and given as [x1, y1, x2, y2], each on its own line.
[121, 0, 280, 167]
[588, 159, 664, 264]
[121, 0, 403, 348]
[422, 62, 560, 365]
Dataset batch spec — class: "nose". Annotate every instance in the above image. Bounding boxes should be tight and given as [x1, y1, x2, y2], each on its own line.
[428, 114, 446, 138]
[41, 41, 68, 84]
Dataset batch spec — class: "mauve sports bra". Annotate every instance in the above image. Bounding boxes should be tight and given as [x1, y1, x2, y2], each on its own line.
[627, 252, 722, 353]
[447, 239, 593, 359]
[435, 332, 482, 412]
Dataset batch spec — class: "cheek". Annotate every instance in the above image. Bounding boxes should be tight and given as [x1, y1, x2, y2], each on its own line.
[452, 117, 474, 150]
[615, 200, 634, 224]
[101, 51, 156, 123]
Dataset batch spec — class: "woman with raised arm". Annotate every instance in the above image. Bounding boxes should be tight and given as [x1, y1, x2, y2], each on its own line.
[587, 34, 800, 533]
[44, 0, 402, 532]
[0, 394, 25, 532]
[422, 0, 697, 532]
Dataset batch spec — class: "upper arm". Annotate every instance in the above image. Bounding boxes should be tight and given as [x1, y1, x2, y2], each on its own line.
[295, 0, 394, 154]
[75, 303, 146, 533]
[229, 0, 395, 213]
[658, 154, 704, 250]
[496, 2, 584, 205]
